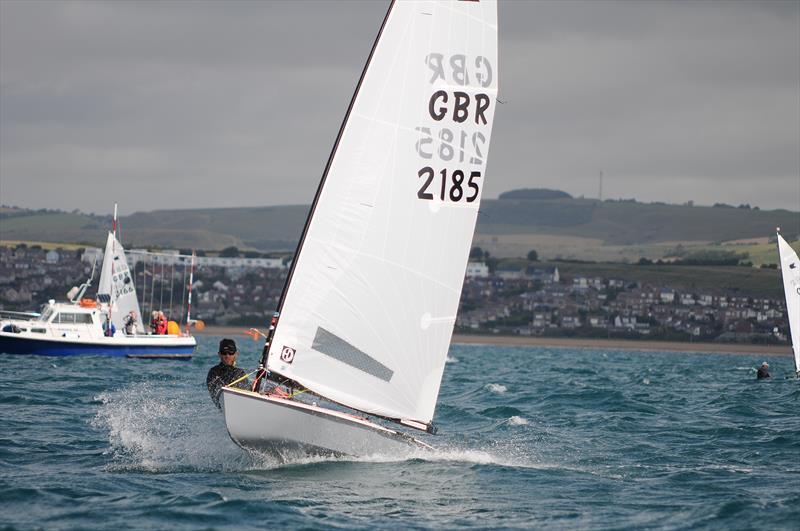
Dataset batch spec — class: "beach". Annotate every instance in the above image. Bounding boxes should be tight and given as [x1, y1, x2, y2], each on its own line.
[194, 325, 791, 357]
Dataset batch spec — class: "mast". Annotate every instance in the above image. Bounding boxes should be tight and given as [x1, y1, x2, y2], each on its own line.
[257, 0, 397, 374]
[108, 203, 118, 330]
[185, 251, 195, 336]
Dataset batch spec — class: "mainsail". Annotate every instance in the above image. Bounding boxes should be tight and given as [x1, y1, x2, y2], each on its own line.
[777, 232, 800, 374]
[266, 0, 498, 424]
[97, 231, 145, 334]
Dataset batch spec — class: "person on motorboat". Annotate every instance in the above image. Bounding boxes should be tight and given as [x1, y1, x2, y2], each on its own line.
[206, 338, 250, 408]
[103, 316, 116, 337]
[756, 362, 771, 379]
[149, 311, 159, 334]
[156, 311, 168, 334]
[123, 311, 138, 335]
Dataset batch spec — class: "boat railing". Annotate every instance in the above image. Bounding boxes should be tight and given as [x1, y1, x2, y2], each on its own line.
[0, 310, 40, 321]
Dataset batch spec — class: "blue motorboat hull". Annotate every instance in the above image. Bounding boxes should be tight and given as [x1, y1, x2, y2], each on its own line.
[0, 335, 194, 358]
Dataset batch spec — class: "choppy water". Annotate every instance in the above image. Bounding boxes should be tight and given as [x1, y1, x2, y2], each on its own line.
[1, 337, 798, 529]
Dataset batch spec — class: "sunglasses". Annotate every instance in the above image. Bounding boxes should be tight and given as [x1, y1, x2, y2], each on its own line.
[220, 351, 237, 356]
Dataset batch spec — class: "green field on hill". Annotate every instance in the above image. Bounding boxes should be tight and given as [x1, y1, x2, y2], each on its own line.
[1, 194, 797, 264]
[538, 261, 784, 299]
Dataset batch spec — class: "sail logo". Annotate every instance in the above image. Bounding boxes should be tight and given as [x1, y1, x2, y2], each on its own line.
[280, 346, 296, 364]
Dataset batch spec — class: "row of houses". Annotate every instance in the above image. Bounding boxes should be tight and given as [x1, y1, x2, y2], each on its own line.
[0, 245, 792, 345]
[457, 262, 791, 343]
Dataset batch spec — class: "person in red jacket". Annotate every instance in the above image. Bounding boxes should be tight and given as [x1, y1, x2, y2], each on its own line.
[155, 311, 168, 335]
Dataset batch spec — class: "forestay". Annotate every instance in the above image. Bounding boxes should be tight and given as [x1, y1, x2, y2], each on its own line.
[777, 233, 800, 373]
[97, 232, 145, 334]
[267, 0, 498, 424]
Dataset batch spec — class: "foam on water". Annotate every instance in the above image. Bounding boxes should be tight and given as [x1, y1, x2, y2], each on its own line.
[93, 381, 255, 472]
[484, 383, 507, 394]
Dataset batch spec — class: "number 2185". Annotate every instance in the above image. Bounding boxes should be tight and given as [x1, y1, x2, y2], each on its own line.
[417, 167, 481, 203]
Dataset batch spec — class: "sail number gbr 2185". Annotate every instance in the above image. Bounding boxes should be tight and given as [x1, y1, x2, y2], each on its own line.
[414, 53, 494, 204]
[414, 121, 488, 204]
[417, 167, 480, 202]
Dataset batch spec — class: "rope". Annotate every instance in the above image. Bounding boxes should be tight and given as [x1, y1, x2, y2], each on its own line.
[179, 262, 187, 327]
[226, 369, 259, 389]
[169, 262, 174, 320]
[149, 258, 156, 317]
[159, 263, 164, 311]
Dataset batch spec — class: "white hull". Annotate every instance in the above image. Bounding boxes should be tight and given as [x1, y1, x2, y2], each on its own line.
[221, 387, 432, 457]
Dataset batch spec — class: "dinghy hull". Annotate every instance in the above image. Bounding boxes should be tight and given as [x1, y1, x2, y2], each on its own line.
[221, 387, 431, 457]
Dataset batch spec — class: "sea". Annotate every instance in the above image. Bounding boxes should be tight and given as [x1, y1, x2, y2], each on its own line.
[1, 337, 798, 530]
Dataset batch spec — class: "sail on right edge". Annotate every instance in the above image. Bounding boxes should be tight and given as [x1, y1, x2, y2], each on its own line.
[777, 232, 800, 374]
[266, 0, 499, 424]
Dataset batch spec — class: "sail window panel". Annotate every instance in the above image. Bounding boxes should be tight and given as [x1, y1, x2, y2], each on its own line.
[312, 327, 394, 382]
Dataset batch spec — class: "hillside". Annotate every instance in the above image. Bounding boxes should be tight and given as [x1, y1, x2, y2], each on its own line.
[1, 193, 797, 262]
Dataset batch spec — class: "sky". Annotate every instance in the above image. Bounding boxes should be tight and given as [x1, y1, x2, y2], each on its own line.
[1, 0, 798, 215]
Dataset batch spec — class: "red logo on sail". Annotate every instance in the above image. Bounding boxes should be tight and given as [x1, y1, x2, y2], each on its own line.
[280, 346, 296, 364]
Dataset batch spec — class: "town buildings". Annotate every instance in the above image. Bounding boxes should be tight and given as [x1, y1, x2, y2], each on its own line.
[0, 245, 791, 345]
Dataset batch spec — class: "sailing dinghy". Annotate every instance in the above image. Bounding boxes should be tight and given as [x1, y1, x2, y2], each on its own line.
[776, 230, 800, 377]
[222, 0, 498, 455]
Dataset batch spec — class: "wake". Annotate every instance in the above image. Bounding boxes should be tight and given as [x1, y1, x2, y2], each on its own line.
[93, 381, 547, 473]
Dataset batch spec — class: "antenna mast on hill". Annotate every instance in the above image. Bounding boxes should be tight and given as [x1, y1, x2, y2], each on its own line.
[598, 170, 604, 202]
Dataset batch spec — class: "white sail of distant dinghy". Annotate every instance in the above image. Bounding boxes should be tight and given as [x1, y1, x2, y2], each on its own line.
[97, 231, 145, 334]
[223, 0, 498, 454]
[777, 231, 800, 376]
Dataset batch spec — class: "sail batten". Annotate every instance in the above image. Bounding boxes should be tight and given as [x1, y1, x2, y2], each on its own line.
[267, 0, 498, 422]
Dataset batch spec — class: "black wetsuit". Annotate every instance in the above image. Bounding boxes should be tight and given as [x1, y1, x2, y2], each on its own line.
[756, 366, 771, 379]
[206, 363, 249, 408]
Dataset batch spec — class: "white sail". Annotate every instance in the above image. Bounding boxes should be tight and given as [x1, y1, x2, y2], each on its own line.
[777, 233, 800, 373]
[266, 0, 498, 424]
[97, 232, 145, 334]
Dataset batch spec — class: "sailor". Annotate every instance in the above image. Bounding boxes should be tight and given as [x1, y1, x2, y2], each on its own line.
[156, 311, 168, 335]
[756, 362, 770, 380]
[206, 338, 250, 408]
[150, 311, 159, 334]
[103, 316, 116, 337]
[123, 310, 138, 335]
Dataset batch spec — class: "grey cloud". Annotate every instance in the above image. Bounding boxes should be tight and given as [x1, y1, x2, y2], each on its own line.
[1, 0, 798, 214]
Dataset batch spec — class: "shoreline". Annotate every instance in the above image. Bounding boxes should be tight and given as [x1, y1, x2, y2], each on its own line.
[194, 325, 792, 357]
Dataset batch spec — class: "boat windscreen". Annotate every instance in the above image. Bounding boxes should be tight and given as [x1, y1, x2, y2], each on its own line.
[39, 306, 54, 322]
